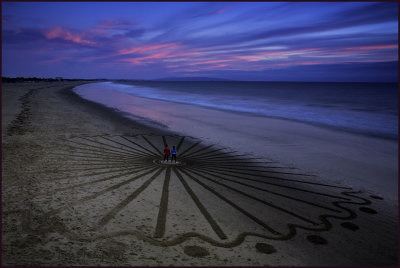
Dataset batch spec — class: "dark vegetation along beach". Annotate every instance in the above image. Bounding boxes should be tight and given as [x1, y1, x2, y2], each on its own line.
[1, 80, 398, 266]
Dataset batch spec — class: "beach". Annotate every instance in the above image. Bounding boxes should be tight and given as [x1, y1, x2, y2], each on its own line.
[2, 81, 398, 266]
[74, 81, 398, 200]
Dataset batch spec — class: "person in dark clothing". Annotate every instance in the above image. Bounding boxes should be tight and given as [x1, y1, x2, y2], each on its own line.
[163, 144, 170, 162]
[171, 146, 177, 162]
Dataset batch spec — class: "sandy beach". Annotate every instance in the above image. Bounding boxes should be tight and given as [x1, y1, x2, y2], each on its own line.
[2, 81, 398, 266]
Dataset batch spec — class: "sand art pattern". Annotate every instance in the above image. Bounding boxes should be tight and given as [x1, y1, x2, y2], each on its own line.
[20, 134, 379, 252]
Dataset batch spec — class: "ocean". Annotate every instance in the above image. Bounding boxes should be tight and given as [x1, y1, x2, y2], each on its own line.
[73, 81, 398, 140]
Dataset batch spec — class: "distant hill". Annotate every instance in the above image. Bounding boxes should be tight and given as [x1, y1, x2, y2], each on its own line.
[155, 76, 232, 81]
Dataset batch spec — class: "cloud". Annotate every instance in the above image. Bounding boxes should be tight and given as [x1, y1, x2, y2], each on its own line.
[339, 2, 398, 22]
[44, 27, 97, 46]
[166, 2, 397, 52]
[118, 43, 180, 55]
[2, 2, 397, 81]
[345, 44, 398, 50]
[188, 61, 398, 82]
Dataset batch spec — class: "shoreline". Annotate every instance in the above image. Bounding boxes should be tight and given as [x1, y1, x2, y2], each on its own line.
[104, 81, 399, 140]
[2, 81, 398, 266]
[59, 83, 174, 136]
[116, 81, 398, 141]
[73, 82, 399, 201]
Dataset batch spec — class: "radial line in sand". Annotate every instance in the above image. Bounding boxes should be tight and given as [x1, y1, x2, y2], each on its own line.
[97, 168, 165, 229]
[46, 167, 160, 216]
[80, 136, 146, 156]
[174, 168, 227, 240]
[193, 166, 351, 191]
[179, 168, 281, 235]
[100, 136, 153, 157]
[142, 135, 163, 156]
[120, 136, 160, 157]
[184, 168, 318, 225]
[154, 167, 171, 238]
[176, 136, 185, 151]
[179, 141, 201, 157]
[54, 165, 155, 192]
[188, 168, 340, 213]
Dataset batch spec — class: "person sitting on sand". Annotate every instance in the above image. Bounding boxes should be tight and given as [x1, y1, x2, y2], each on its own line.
[163, 144, 170, 162]
[171, 146, 177, 163]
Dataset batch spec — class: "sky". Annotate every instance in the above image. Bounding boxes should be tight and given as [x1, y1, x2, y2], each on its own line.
[2, 2, 398, 82]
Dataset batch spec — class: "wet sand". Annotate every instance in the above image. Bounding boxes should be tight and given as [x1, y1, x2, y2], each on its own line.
[1, 81, 398, 266]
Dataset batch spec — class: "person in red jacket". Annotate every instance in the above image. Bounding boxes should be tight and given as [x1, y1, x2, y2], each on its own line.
[163, 144, 170, 162]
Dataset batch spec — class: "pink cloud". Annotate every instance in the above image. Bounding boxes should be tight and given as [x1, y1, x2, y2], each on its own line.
[121, 40, 396, 72]
[236, 48, 318, 62]
[121, 51, 172, 65]
[166, 51, 204, 58]
[273, 60, 332, 68]
[44, 27, 97, 46]
[174, 63, 229, 72]
[118, 43, 180, 55]
[117, 43, 209, 66]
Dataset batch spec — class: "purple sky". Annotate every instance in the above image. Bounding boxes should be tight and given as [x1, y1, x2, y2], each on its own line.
[2, 2, 398, 81]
